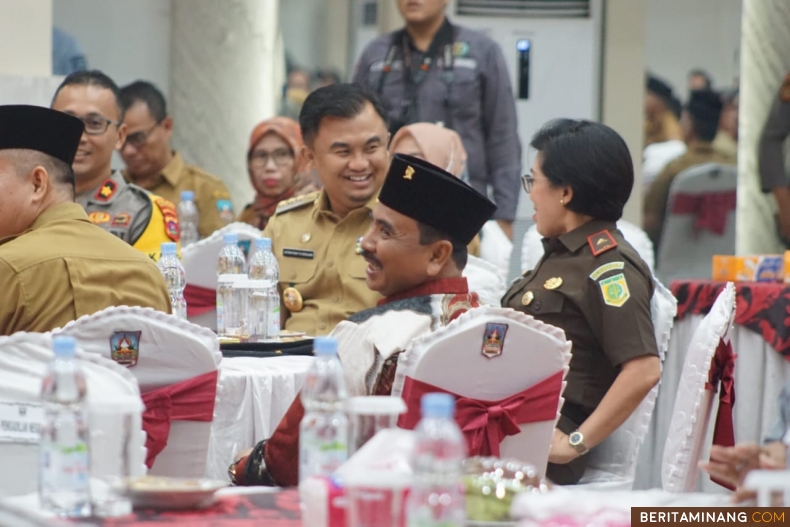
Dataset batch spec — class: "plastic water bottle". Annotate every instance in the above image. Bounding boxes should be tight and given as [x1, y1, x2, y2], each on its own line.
[39, 336, 91, 518]
[217, 233, 247, 338]
[178, 190, 200, 248]
[247, 238, 281, 340]
[406, 393, 467, 527]
[299, 337, 349, 484]
[157, 242, 187, 320]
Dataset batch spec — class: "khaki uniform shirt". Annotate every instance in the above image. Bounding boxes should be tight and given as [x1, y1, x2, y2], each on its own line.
[262, 191, 382, 336]
[76, 171, 179, 262]
[643, 141, 736, 247]
[502, 220, 658, 420]
[758, 74, 790, 192]
[0, 202, 171, 335]
[125, 152, 233, 238]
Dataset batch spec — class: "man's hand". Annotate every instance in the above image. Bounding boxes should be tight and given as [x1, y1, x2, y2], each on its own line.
[700, 442, 785, 503]
[548, 428, 579, 465]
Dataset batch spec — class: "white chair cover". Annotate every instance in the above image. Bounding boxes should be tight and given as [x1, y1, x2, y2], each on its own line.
[0, 332, 145, 498]
[662, 282, 736, 492]
[463, 255, 506, 307]
[642, 140, 687, 192]
[656, 163, 737, 285]
[577, 276, 676, 490]
[181, 222, 262, 330]
[521, 221, 655, 274]
[393, 307, 572, 478]
[479, 220, 513, 282]
[54, 306, 222, 478]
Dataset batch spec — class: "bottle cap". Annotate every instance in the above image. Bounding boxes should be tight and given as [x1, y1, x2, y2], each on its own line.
[52, 335, 77, 358]
[180, 190, 195, 201]
[161, 242, 177, 256]
[313, 336, 338, 357]
[255, 237, 272, 251]
[420, 393, 455, 419]
[223, 233, 239, 245]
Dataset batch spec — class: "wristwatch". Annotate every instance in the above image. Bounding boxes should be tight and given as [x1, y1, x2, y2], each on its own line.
[228, 440, 279, 486]
[568, 430, 589, 455]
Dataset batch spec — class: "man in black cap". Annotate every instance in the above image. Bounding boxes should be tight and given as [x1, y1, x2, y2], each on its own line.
[644, 74, 682, 147]
[229, 153, 497, 487]
[643, 89, 736, 249]
[0, 105, 171, 336]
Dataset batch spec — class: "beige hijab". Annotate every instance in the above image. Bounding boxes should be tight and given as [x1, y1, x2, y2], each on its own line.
[389, 123, 468, 178]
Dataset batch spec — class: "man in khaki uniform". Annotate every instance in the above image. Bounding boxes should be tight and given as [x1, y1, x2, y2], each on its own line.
[120, 81, 233, 238]
[263, 83, 391, 336]
[644, 89, 736, 249]
[51, 71, 179, 262]
[0, 105, 171, 336]
[759, 73, 790, 245]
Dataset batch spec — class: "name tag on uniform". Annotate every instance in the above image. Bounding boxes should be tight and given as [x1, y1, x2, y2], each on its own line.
[283, 248, 315, 260]
[0, 401, 44, 444]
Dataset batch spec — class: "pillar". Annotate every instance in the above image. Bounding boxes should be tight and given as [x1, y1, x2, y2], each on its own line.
[736, 0, 790, 254]
[170, 0, 281, 213]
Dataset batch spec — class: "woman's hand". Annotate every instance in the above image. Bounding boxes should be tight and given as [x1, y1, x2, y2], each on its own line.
[548, 428, 579, 465]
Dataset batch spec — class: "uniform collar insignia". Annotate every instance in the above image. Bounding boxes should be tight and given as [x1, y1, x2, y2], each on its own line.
[93, 179, 118, 202]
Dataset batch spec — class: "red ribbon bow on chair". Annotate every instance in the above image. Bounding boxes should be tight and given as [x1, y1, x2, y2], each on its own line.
[184, 284, 217, 317]
[397, 371, 564, 457]
[705, 338, 737, 490]
[141, 370, 219, 468]
[671, 190, 736, 236]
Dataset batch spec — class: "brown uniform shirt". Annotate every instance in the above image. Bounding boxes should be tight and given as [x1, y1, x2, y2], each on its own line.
[0, 202, 171, 335]
[502, 219, 658, 420]
[643, 141, 736, 247]
[262, 190, 382, 336]
[758, 73, 790, 192]
[124, 152, 233, 238]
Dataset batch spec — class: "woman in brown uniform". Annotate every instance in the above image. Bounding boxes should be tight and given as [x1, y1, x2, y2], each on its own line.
[502, 119, 661, 484]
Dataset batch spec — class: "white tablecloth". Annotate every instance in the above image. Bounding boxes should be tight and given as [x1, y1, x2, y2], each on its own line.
[206, 355, 314, 480]
[635, 315, 790, 491]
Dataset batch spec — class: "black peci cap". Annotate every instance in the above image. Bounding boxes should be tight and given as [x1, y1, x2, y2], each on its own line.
[0, 105, 84, 165]
[379, 154, 496, 244]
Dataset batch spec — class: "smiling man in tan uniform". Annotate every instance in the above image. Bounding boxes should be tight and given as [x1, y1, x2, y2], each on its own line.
[0, 105, 171, 336]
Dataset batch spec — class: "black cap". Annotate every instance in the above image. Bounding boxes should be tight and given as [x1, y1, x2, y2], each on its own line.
[0, 105, 84, 165]
[646, 75, 674, 103]
[686, 89, 723, 124]
[379, 154, 496, 244]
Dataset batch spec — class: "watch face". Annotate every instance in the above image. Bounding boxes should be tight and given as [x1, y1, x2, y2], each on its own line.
[569, 431, 583, 446]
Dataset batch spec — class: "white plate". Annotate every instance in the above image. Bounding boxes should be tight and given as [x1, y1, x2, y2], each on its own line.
[125, 477, 228, 511]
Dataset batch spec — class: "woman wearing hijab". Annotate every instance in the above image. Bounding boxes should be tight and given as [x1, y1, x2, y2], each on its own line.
[238, 117, 320, 229]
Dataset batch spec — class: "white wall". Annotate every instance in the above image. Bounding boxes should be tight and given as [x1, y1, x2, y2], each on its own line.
[52, 0, 171, 95]
[279, 0, 328, 72]
[0, 0, 52, 76]
[645, 0, 742, 97]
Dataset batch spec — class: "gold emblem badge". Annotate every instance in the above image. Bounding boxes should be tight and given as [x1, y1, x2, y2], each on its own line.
[283, 287, 304, 313]
[521, 291, 534, 306]
[544, 277, 563, 290]
[355, 236, 364, 255]
[403, 165, 415, 180]
[300, 233, 311, 243]
[599, 273, 630, 307]
[89, 211, 111, 224]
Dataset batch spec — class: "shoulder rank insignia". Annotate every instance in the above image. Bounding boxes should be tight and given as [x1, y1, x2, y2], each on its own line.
[94, 179, 117, 202]
[153, 196, 180, 242]
[587, 230, 617, 256]
[781, 73, 790, 102]
[275, 191, 321, 215]
[598, 273, 630, 307]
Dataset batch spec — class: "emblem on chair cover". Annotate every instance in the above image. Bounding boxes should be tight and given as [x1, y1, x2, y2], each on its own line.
[598, 273, 630, 307]
[110, 331, 142, 367]
[481, 322, 508, 358]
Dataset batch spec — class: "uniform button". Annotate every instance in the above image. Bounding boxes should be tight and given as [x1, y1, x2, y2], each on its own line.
[333, 297, 339, 303]
[327, 261, 334, 268]
[532, 300, 542, 311]
[319, 323, 327, 330]
[290, 272, 296, 279]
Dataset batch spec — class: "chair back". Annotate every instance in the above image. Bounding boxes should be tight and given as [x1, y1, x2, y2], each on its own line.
[656, 163, 737, 284]
[662, 282, 736, 492]
[0, 332, 145, 498]
[54, 306, 221, 478]
[181, 222, 262, 329]
[463, 255, 506, 307]
[577, 275, 676, 489]
[393, 307, 571, 478]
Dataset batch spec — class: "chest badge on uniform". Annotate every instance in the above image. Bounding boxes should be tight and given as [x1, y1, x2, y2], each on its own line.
[599, 273, 630, 307]
[283, 287, 303, 313]
[94, 179, 117, 202]
[481, 322, 508, 359]
[216, 199, 235, 224]
[300, 233, 312, 243]
[521, 291, 534, 306]
[89, 211, 111, 224]
[111, 213, 132, 227]
[453, 42, 470, 58]
[587, 230, 618, 256]
[544, 277, 563, 290]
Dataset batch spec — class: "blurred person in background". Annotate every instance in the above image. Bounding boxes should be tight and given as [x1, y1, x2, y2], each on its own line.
[713, 88, 739, 160]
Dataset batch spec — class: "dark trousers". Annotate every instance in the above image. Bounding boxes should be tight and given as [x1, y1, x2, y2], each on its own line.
[546, 414, 589, 485]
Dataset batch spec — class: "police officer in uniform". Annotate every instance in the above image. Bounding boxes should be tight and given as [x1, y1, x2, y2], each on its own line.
[120, 81, 235, 238]
[759, 73, 790, 245]
[352, 0, 520, 239]
[51, 71, 179, 261]
[502, 119, 660, 484]
[263, 84, 391, 336]
[0, 105, 171, 336]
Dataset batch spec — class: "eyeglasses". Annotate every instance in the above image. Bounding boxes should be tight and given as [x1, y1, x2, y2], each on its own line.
[70, 114, 121, 136]
[124, 121, 163, 148]
[521, 175, 535, 193]
[249, 148, 294, 167]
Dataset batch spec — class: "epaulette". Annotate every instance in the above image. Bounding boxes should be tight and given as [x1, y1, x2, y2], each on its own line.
[587, 230, 618, 256]
[275, 191, 320, 215]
